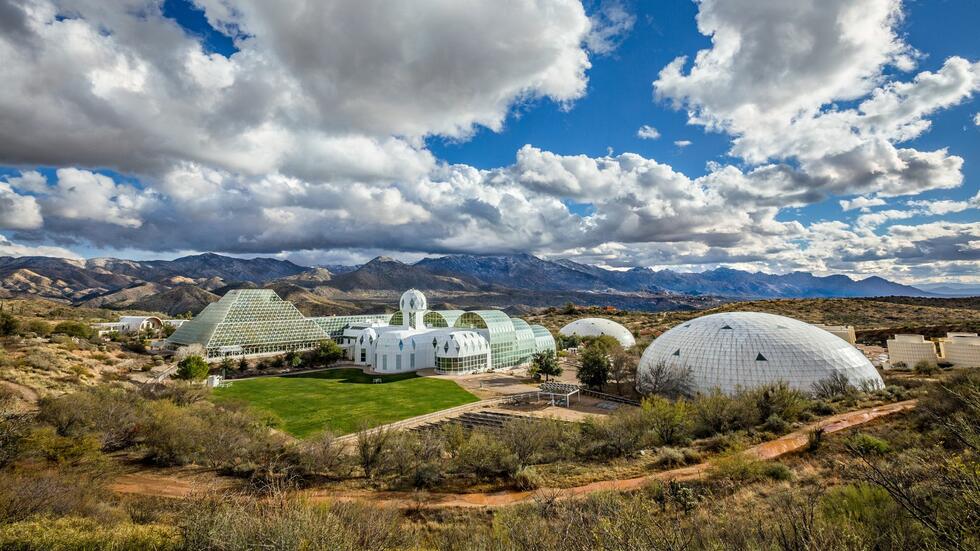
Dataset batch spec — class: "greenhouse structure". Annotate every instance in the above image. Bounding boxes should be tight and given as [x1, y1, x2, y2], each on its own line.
[165, 288, 557, 375]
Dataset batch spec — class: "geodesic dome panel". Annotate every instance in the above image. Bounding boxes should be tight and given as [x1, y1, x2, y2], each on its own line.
[559, 318, 636, 348]
[637, 312, 883, 395]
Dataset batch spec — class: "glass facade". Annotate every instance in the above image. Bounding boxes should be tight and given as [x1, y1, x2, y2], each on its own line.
[166, 289, 329, 360]
[436, 355, 489, 374]
[531, 324, 557, 356]
[510, 318, 537, 366]
[455, 311, 517, 369]
[311, 314, 394, 338]
[423, 310, 465, 328]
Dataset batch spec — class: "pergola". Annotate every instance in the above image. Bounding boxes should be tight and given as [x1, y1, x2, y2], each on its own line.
[538, 382, 580, 407]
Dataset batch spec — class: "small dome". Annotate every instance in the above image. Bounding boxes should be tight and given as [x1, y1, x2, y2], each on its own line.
[560, 318, 636, 348]
[637, 312, 883, 395]
[399, 289, 427, 312]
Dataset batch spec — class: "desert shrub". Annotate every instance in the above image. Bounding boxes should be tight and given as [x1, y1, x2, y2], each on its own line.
[52, 321, 95, 339]
[710, 454, 791, 483]
[806, 427, 824, 452]
[455, 430, 516, 479]
[20, 319, 51, 337]
[378, 430, 446, 489]
[0, 516, 179, 550]
[580, 408, 651, 458]
[642, 396, 692, 445]
[0, 466, 109, 524]
[692, 389, 759, 436]
[652, 447, 686, 468]
[820, 483, 925, 549]
[812, 372, 856, 400]
[138, 382, 208, 406]
[809, 399, 837, 416]
[513, 466, 544, 490]
[636, 360, 694, 398]
[751, 382, 809, 422]
[175, 355, 209, 381]
[307, 339, 344, 366]
[761, 414, 790, 434]
[847, 433, 891, 455]
[696, 432, 741, 453]
[138, 401, 204, 465]
[891, 361, 908, 370]
[179, 496, 411, 551]
[498, 417, 570, 469]
[937, 360, 954, 369]
[0, 312, 19, 337]
[38, 387, 143, 451]
[20, 349, 62, 372]
[914, 360, 938, 376]
[355, 424, 392, 480]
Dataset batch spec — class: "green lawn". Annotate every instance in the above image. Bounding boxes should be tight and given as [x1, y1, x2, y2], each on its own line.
[212, 368, 479, 438]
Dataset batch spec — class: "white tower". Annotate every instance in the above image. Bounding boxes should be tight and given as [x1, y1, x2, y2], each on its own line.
[399, 289, 428, 330]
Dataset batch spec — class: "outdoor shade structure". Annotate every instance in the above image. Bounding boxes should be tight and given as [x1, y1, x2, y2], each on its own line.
[559, 317, 636, 348]
[637, 312, 884, 395]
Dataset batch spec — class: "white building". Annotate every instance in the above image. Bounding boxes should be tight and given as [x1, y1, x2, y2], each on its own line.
[886, 334, 939, 368]
[93, 315, 164, 336]
[814, 324, 857, 345]
[559, 318, 636, 349]
[342, 289, 555, 375]
[938, 332, 980, 367]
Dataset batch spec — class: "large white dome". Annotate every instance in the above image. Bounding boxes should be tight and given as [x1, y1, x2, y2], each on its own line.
[560, 318, 636, 349]
[637, 312, 883, 395]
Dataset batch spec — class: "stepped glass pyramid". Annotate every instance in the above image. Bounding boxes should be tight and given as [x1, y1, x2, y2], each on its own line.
[166, 289, 328, 359]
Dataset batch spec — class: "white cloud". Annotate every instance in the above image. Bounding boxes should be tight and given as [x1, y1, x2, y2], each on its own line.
[0, 235, 79, 259]
[674, 140, 692, 147]
[974, 112, 980, 126]
[636, 125, 660, 140]
[0, 181, 43, 230]
[840, 196, 886, 211]
[585, 1, 636, 55]
[654, 0, 978, 199]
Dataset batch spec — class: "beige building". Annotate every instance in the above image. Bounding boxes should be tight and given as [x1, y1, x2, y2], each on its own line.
[939, 332, 980, 367]
[886, 334, 938, 368]
[814, 324, 857, 345]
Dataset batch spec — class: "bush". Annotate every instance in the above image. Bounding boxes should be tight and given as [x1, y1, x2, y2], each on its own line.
[643, 396, 692, 445]
[455, 430, 516, 479]
[0, 311, 18, 337]
[176, 355, 209, 381]
[914, 360, 938, 376]
[847, 432, 891, 455]
[812, 372, 856, 400]
[513, 466, 544, 490]
[0, 517, 179, 550]
[52, 321, 94, 340]
[761, 414, 790, 434]
[692, 389, 759, 437]
[652, 447, 686, 468]
[20, 319, 51, 337]
[751, 382, 809, 422]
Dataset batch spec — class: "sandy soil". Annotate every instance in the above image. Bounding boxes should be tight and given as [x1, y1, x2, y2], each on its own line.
[110, 399, 916, 509]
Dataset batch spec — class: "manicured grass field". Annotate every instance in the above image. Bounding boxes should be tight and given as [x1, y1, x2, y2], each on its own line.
[213, 368, 479, 438]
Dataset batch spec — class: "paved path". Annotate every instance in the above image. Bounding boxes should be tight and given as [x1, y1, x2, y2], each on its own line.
[111, 400, 916, 509]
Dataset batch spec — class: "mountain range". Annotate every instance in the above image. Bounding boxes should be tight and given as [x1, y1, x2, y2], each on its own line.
[0, 252, 938, 316]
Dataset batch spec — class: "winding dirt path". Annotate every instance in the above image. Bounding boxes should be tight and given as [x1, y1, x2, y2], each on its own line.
[111, 399, 916, 509]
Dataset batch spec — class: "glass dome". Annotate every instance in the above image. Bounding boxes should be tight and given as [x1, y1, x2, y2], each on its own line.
[637, 312, 883, 394]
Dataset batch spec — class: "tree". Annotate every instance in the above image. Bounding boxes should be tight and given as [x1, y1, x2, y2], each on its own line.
[0, 311, 19, 337]
[238, 357, 249, 371]
[610, 349, 637, 396]
[219, 357, 234, 372]
[531, 350, 561, 382]
[578, 342, 611, 389]
[176, 355, 209, 381]
[310, 340, 344, 366]
[636, 360, 694, 399]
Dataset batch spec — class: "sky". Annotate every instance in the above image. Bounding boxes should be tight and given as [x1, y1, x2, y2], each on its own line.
[0, 0, 977, 284]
